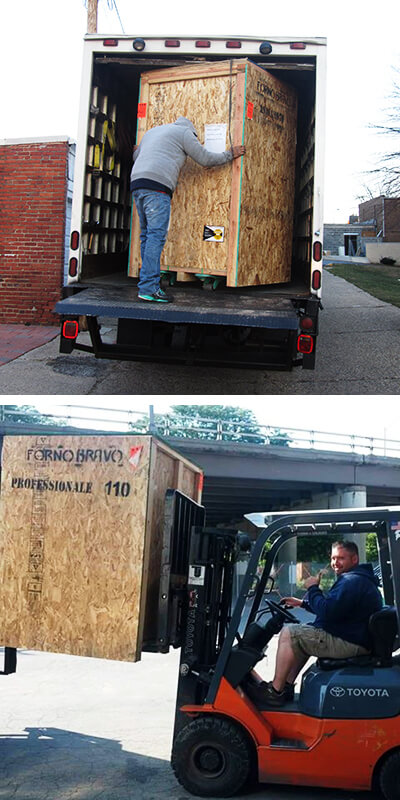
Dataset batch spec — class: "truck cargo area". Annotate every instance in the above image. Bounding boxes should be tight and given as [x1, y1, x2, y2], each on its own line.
[76, 50, 317, 291]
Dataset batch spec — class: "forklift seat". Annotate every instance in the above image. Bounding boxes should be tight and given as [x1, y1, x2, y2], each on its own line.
[317, 606, 398, 670]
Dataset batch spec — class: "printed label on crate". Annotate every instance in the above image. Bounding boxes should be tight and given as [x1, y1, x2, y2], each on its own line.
[203, 226, 225, 242]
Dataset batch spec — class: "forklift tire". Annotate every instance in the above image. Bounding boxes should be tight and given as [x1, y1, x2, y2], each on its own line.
[171, 716, 252, 797]
[379, 751, 400, 800]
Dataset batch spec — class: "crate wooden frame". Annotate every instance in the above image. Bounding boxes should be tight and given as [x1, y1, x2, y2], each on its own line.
[129, 59, 298, 287]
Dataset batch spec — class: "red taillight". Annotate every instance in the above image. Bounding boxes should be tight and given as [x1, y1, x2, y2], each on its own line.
[195, 40, 211, 48]
[62, 320, 79, 340]
[69, 257, 78, 277]
[300, 316, 313, 331]
[165, 39, 180, 47]
[103, 39, 118, 47]
[312, 270, 321, 290]
[290, 42, 306, 49]
[313, 241, 322, 262]
[226, 40, 241, 48]
[297, 334, 314, 354]
[70, 230, 79, 250]
[198, 473, 204, 493]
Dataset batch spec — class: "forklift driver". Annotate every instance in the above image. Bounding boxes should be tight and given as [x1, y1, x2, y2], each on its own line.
[260, 540, 383, 706]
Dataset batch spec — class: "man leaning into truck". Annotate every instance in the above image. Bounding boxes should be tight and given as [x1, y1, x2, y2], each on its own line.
[130, 116, 245, 303]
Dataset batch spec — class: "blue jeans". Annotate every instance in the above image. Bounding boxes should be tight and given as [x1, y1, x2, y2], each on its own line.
[133, 189, 171, 294]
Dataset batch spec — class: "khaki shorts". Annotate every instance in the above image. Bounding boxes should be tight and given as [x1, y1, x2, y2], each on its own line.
[287, 624, 370, 660]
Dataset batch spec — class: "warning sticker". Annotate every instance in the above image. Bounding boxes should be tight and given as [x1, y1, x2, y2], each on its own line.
[203, 226, 225, 242]
[247, 102, 254, 119]
[137, 103, 147, 118]
[129, 446, 143, 470]
[188, 565, 206, 586]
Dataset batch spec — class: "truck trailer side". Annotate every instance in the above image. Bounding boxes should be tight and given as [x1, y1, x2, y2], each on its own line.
[56, 35, 326, 370]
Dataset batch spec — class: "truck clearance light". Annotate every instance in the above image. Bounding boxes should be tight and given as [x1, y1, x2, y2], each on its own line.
[195, 40, 211, 48]
[70, 230, 79, 250]
[313, 241, 322, 262]
[62, 321, 79, 340]
[69, 258, 78, 277]
[165, 39, 180, 47]
[132, 38, 145, 51]
[290, 42, 306, 49]
[226, 40, 241, 48]
[312, 270, 321, 290]
[103, 39, 118, 47]
[297, 334, 314, 354]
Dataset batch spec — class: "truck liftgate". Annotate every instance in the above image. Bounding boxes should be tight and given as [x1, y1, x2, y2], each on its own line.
[56, 285, 318, 370]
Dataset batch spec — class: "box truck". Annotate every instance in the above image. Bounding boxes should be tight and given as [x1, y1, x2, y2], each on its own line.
[56, 35, 326, 370]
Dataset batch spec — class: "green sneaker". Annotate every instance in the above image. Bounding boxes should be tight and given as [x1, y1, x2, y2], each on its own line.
[138, 288, 172, 303]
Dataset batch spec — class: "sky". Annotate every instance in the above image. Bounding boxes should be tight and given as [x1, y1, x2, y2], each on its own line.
[3, 395, 400, 446]
[1, 0, 399, 222]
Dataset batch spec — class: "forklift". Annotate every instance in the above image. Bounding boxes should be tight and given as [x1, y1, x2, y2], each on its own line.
[160, 494, 400, 799]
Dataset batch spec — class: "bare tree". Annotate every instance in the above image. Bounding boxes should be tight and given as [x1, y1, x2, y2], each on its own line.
[368, 68, 400, 196]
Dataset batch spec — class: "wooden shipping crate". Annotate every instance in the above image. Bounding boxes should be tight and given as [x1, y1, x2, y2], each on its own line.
[0, 434, 202, 662]
[129, 59, 298, 287]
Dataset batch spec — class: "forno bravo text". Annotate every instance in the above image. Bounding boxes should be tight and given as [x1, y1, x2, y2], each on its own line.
[25, 446, 124, 464]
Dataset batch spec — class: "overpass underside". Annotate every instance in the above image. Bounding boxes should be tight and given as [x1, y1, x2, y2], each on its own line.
[166, 440, 400, 526]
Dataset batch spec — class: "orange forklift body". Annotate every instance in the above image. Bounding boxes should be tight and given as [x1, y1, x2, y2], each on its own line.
[181, 675, 398, 791]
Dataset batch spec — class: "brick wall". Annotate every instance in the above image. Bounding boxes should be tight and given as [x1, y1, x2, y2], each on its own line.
[359, 196, 400, 242]
[0, 139, 69, 325]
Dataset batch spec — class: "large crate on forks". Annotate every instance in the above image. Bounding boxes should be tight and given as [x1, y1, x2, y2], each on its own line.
[129, 58, 298, 287]
[0, 433, 202, 662]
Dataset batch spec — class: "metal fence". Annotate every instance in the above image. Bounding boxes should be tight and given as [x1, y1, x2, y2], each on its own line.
[1, 404, 400, 459]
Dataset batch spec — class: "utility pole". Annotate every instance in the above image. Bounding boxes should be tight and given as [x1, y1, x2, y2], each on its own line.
[87, 0, 98, 33]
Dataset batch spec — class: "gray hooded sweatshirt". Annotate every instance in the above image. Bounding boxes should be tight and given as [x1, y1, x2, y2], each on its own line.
[130, 117, 233, 196]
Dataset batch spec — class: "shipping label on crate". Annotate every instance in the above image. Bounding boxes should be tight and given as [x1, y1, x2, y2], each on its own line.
[0, 434, 153, 661]
[204, 123, 227, 153]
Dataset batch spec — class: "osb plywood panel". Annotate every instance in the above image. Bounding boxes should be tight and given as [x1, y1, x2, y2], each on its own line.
[130, 61, 246, 280]
[0, 434, 201, 662]
[129, 60, 297, 288]
[235, 62, 297, 286]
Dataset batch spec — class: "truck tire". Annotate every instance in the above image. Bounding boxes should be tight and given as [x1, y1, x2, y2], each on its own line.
[379, 751, 400, 800]
[171, 716, 253, 797]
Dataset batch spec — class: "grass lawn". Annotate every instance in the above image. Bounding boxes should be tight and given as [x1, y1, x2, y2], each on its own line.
[326, 262, 400, 308]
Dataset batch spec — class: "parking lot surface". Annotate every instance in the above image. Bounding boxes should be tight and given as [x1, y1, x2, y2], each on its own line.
[1, 644, 379, 800]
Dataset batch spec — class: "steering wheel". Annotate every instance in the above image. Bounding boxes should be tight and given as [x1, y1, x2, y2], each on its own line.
[263, 598, 299, 624]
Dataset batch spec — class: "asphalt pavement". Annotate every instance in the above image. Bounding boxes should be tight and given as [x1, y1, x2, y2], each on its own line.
[1, 268, 400, 394]
[0, 641, 379, 800]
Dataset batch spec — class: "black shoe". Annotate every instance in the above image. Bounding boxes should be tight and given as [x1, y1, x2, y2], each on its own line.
[284, 682, 295, 701]
[138, 288, 172, 303]
[259, 681, 288, 706]
[244, 678, 290, 706]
